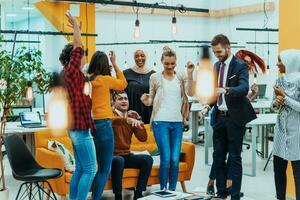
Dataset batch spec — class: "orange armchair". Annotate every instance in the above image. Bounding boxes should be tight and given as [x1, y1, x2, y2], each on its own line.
[34, 125, 195, 197]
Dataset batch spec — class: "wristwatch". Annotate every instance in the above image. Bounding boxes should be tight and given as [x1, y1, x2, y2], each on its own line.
[225, 87, 230, 95]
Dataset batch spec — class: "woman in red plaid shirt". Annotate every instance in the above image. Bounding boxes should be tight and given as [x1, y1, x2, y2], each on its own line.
[59, 12, 97, 200]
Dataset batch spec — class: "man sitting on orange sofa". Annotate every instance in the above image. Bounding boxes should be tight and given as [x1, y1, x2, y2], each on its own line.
[111, 91, 153, 200]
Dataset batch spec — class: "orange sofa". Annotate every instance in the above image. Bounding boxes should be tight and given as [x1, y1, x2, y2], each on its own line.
[34, 125, 195, 197]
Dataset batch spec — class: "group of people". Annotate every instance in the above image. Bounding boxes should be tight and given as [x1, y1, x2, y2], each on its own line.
[61, 13, 188, 200]
[61, 12, 300, 200]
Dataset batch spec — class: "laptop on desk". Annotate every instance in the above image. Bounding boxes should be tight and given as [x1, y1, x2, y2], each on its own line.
[256, 84, 267, 100]
[19, 111, 46, 128]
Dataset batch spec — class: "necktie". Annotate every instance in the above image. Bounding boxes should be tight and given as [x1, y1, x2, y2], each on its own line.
[217, 62, 225, 106]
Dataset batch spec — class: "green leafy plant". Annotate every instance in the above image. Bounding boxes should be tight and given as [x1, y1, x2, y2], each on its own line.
[0, 47, 51, 114]
[0, 46, 51, 191]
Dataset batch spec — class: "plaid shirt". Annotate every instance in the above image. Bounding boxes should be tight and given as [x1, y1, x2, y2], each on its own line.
[62, 47, 95, 132]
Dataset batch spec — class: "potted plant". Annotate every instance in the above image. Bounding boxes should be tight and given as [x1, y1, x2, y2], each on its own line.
[0, 46, 51, 198]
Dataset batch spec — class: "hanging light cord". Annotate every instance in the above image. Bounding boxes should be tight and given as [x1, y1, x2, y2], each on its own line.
[85, 0, 88, 56]
[263, 0, 269, 28]
[27, 0, 30, 48]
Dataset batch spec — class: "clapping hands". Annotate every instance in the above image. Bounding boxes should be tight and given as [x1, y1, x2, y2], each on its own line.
[273, 85, 286, 108]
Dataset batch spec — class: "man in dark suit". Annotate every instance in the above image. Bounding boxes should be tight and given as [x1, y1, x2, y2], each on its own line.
[187, 34, 257, 200]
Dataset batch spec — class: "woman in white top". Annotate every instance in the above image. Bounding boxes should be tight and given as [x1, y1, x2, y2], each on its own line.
[141, 49, 190, 191]
[272, 49, 300, 200]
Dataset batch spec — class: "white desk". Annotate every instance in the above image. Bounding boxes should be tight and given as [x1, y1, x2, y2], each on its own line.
[4, 122, 48, 153]
[251, 100, 272, 111]
[190, 103, 204, 143]
[203, 113, 277, 177]
[246, 113, 277, 176]
[190, 100, 272, 144]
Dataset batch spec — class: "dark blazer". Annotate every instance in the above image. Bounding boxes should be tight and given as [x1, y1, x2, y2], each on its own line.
[210, 55, 257, 127]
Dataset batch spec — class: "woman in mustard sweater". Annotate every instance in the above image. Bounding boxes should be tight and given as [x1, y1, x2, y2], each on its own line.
[87, 51, 127, 200]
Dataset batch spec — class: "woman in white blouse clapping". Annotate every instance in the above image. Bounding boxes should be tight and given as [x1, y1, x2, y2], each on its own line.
[272, 49, 300, 200]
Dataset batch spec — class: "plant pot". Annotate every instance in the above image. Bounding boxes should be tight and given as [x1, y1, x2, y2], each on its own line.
[0, 188, 9, 200]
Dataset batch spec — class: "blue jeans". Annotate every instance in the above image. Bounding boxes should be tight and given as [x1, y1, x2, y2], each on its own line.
[69, 129, 97, 200]
[92, 119, 114, 200]
[152, 121, 183, 190]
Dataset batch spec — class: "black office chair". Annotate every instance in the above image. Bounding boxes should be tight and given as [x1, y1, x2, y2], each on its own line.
[3, 134, 62, 200]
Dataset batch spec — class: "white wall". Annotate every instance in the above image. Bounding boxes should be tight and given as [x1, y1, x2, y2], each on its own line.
[3, 0, 279, 105]
[95, 12, 211, 71]
[209, 0, 279, 98]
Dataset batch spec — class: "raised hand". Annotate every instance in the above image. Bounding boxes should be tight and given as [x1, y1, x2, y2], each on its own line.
[273, 86, 286, 97]
[250, 83, 259, 95]
[140, 93, 150, 104]
[186, 61, 195, 75]
[216, 87, 226, 95]
[128, 110, 141, 120]
[127, 118, 143, 128]
[109, 50, 116, 66]
[66, 12, 80, 29]
[65, 11, 82, 47]
[199, 107, 209, 119]
[273, 95, 285, 108]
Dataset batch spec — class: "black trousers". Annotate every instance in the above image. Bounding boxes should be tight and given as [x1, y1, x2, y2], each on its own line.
[273, 155, 300, 200]
[212, 114, 245, 200]
[209, 159, 233, 181]
[111, 154, 153, 195]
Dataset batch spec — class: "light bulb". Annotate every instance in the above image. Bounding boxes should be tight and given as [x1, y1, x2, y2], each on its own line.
[266, 65, 270, 75]
[26, 81, 34, 102]
[253, 77, 258, 84]
[195, 46, 216, 104]
[123, 61, 128, 69]
[172, 16, 177, 35]
[253, 74, 258, 84]
[47, 87, 72, 135]
[134, 19, 140, 38]
[195, 60, 216, 104]
[153, 62, 157, 71]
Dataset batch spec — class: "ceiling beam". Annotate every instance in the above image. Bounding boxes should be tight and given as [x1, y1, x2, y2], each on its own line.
[54, 0, 209, 13]
[0, 40, 40, 43]
[236, 27, 278, 32]
[179, 45, 246, 49]
[95, 2, 274, 18]
[0, 30, 98, 36]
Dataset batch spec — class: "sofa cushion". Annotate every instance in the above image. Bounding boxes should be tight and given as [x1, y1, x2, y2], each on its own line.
[35, 130, 73, 155]
[48, 140, 75, 172]
[65, 162, 187, 183]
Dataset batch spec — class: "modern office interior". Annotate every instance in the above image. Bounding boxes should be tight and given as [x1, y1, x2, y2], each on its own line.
[0, 0, 299, 200]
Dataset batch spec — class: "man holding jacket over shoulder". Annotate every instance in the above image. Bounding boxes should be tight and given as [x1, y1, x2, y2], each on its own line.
[187, 34, 256, 200]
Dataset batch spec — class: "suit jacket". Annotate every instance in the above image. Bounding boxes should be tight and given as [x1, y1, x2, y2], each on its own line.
[210, 56, 257, 127]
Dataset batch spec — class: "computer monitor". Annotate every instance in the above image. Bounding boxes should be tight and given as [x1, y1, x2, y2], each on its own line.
[257, 84, 267, 99]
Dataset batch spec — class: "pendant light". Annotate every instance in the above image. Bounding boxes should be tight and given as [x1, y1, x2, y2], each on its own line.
[195, 46, 217, 104]
[171, 11, 177, 35]
[134, 8, 140, 38]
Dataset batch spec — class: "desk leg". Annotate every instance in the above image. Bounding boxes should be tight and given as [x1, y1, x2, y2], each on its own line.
[251, 126, 257, 176]
[244, 125, 257, 177]
[261, 126, 266, 158]
[265, 125, 270, 159]
[204, 119, 209, 165]
[191, 111, 199, 144]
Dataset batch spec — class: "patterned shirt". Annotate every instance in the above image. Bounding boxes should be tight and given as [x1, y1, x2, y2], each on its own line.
[62, 47, 95, 132]
[273, 77, 300, 161]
